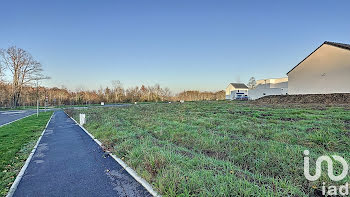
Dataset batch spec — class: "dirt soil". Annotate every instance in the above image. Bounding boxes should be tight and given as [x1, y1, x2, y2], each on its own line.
[253, 93, 350, 105]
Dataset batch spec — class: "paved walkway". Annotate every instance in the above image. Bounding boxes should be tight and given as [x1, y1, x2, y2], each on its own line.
[13, 110, 151, 197]
[0, 110, 36, 127]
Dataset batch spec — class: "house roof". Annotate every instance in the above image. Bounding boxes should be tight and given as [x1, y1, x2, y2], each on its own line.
[325, 41, 350, 51]
[287, 41, 350, 75]
[229, 83, 248, 89]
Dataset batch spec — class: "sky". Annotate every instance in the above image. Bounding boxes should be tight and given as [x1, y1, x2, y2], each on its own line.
[1, 0, 350, 93]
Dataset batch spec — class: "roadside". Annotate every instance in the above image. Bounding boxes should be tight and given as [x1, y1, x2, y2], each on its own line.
[0, 112, 53, 196]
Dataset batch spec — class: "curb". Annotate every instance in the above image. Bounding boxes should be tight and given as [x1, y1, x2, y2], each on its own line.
[0, 113, 35, 128]
[6, 113, 54, 197]
[64, 111, 161, 197]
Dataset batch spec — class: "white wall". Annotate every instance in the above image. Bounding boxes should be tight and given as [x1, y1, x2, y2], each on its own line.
[225, 84, 234, 99]
[248, 80, 288, 100]
[249, 87, 287, 100]
[225, 84, 234, 96]
[288, 44, 350, 94]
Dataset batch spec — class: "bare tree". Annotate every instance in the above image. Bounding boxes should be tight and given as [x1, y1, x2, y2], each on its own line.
[162, 87, 171, 101]
[112, 80, 124, 102]
[0, 61, 4, 81]
[247, 77, 257, 89]
[0, 46, 45, 107]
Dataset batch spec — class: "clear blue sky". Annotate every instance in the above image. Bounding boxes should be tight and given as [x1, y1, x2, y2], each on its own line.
[1, 0, 350, 93]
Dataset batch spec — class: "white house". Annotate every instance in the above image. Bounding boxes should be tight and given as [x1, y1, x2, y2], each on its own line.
[225, 83, 249, 100]
[248, 77, 288, 100]
[288, 41, 350, 95]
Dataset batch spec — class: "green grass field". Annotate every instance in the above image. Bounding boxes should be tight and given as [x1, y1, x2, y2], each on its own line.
[67, 101, 350, 196]
[0, 112, 53, 196]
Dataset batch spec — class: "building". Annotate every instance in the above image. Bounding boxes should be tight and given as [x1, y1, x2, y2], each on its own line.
[225, 83, 249, 100]
[287, 41, 350, 95]
[248, 77, 288, 100]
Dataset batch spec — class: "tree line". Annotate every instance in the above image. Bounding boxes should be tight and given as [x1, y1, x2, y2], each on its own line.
[0, 81, 225, 107]
[177, 90, 224, 101]
[0, 46, 225, 108]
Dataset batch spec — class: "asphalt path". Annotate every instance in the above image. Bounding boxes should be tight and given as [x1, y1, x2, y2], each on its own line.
[13, 110, 151, 197]
[0, 110, 37, 126]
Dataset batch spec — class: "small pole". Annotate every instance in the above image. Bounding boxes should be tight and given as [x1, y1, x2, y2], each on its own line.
[36, 80, 39, 117]
[37, 100, 39, 117]
[80, 114, 86, 125]
[33, 76, 50, 117]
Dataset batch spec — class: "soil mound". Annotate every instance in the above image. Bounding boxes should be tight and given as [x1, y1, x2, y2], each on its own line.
[254, 93, 350, 104]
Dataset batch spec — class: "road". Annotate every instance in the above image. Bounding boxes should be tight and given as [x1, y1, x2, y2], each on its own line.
[13, 110, 151, 197]
[0, 110, 37, 127]
[68, 103, 131, 110]
[0, 105, 128, 127]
